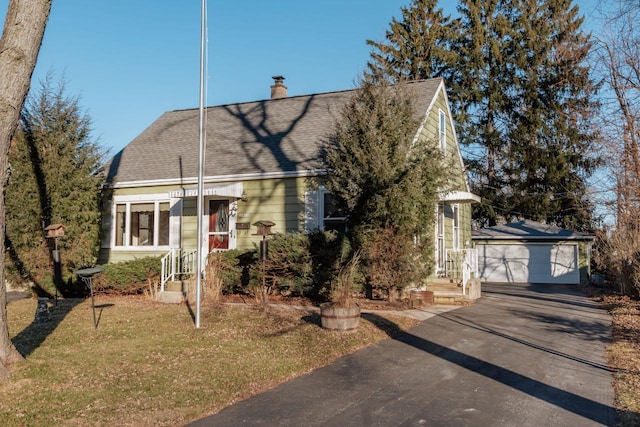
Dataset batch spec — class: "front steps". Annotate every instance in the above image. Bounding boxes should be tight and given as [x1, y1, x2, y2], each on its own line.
[157, 280, 187, 304]
[428, 277, 479, 305]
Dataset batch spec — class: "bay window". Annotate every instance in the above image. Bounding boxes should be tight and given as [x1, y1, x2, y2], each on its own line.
[114, 201, 170, 248]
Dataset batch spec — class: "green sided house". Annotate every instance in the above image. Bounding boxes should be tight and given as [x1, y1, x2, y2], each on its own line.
[100, 77, 480, 298]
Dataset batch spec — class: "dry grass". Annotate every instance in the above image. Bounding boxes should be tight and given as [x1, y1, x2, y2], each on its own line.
[2, 296, 417, 426]
[6, 291, 639, 426]
[600, 293, 640, 426]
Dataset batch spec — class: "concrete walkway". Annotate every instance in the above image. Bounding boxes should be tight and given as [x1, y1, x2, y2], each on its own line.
[7, 291, 29, 304]
[188, 284, 617, 427]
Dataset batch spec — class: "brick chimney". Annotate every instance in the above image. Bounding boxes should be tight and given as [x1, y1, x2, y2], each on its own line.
[270, 76, 287, 99]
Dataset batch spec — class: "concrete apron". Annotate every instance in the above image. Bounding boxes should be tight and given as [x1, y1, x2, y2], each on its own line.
[189, 283, 617, 427]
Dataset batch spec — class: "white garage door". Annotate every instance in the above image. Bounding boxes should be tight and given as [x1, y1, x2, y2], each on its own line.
[476, 243, 579, 284]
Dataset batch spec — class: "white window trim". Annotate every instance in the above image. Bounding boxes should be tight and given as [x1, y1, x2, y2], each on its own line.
[304, 187, 347, 232]
[111, 193, 171, 250]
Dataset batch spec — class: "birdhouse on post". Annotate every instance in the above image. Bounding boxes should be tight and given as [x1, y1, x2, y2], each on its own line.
[252, 220, 275, 262]
[252, 221, 276, 306]
[252, 220, 275, 237]
[45, 224, 65, 239]
[44, 223, 66, 302]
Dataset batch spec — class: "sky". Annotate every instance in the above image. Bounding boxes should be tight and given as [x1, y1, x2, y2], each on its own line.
[0, 0, 604, 156]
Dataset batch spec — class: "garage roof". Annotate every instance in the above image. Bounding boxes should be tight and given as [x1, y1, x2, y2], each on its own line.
[472, 220, 594, 241]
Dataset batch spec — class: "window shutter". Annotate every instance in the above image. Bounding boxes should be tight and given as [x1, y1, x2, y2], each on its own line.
[304, 190, 321, 231]
[101, 201, 113, 248]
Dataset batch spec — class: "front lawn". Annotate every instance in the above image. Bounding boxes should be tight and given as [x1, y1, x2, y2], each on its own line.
[1, 296, 417, 426]
[601, 293, 640, 426]
[3, 290, 640, 426]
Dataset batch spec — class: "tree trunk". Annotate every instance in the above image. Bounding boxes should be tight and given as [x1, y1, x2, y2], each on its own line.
[0, 0, 52, 378]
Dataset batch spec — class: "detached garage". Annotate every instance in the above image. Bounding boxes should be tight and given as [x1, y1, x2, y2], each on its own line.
[472, 220, 594, 285]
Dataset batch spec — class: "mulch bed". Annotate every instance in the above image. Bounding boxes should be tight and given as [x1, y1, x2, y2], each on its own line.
[219, 293, 409, 311]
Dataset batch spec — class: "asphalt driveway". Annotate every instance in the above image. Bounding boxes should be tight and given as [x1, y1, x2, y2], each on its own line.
[188, 284, 617, 426]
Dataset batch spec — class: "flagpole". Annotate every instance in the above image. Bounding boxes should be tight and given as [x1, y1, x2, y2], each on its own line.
[195, 0, 206, 328]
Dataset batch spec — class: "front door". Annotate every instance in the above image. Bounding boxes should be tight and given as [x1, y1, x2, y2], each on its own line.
[208, 200, 229, 251]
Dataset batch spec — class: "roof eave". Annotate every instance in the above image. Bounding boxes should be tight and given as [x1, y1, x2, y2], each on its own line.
[471, 235, 595, 241]
[439, 191, 481, 204]
[108, 169, 327, 189]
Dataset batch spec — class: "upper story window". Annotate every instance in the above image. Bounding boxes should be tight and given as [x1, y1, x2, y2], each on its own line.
[115, 201, 170, 247]
[439, 110, 446, 153]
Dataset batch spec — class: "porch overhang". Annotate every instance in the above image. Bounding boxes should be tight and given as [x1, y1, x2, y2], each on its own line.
[439, 191, 481, 204]
[169, 182, 243, 198]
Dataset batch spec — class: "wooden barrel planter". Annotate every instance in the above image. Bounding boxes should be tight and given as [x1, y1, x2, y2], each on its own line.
[320, 303, 361, 331]
[410, 290, 434, 305]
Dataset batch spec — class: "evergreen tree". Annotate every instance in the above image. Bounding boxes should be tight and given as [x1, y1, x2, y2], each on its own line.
[451, 0, 521, 226]
[452, 0, 600, 229]
[323, 79, 450, 299]
[501, 0, 599, 230]
[368, 0, 599, 229]
[365, 0, 456, 82]
[5, 74, 105, 289]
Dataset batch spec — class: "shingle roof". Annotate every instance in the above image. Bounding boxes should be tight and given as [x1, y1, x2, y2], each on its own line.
[105, 78, 443, 186]
[472, 220, 594, 241]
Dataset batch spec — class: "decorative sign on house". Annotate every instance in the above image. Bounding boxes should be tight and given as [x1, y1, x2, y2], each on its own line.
[44, 224, 65, 238]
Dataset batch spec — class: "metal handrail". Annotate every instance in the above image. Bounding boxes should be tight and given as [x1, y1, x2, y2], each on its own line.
[445, 248, 478, 295]
[160, 251, 171, 292]
[161, 249, 197, 291]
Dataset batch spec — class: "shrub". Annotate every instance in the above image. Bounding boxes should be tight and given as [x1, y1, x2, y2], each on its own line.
[93, 257, 162, 295]
[307, 229, 354, 299]
[207, 231, 351, 301]
[364, 227, 422, 302]
[595, 225, 640, 298]
[206, 249, 260, 296]
[263, 233, 313, 297]
[328, 251, 362, 308]
[86, 231, 356, 301]
[203, 254, 224, 305]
